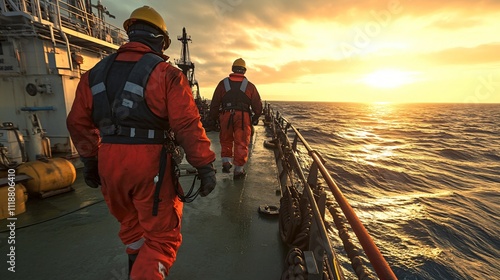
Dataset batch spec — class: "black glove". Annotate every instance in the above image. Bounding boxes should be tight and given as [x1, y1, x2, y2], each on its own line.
[81, 156, 101, 188]
[252, 115, 260, 125]
[196, 163, 216, 197]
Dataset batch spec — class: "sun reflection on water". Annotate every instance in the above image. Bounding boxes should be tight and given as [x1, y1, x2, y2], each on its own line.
[336, 102, 409, 167]
[362, 144, 396, 162]
[353, 191, 453, 225]
[369, 101, 395, 115]
[351, 192, 454, 267]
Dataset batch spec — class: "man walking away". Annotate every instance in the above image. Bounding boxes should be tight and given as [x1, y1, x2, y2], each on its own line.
[67, 6, 216, 279]
[209, 58, 262, 179]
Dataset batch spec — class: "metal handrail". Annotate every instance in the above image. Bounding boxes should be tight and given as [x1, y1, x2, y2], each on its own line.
[269, 106, 342, 279]
[269, 104, 397, 280]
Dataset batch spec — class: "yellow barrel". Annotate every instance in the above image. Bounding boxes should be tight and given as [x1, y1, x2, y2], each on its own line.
[17, 158, 76, 195]
[0, 183, 28, 219]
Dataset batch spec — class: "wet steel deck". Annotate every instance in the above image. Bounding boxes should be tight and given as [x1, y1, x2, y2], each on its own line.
[0, 124, 285, 279]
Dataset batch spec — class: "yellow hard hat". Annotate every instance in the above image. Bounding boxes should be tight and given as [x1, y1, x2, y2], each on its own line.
[123, 6, 168, 38]
[232, 58, 246, 69]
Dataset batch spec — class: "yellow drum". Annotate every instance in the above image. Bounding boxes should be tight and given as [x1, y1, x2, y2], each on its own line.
[0, 183, 28, 219]
[17, 158, 76, 195]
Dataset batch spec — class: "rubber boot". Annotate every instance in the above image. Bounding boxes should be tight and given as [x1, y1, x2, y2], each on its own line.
[222, 162, 232, 173]
[128, 253, 138, 279]
[233, 165, 246, 179]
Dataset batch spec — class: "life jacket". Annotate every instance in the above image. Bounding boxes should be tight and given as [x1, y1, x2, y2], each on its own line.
[221, 77, 251, 112]
[89, 53, 170, 144]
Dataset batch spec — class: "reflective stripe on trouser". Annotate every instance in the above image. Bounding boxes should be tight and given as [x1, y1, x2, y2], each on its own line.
[99, 144, 183, 280]
[219, 111, 252, 166]
[127, 238, 145, 253]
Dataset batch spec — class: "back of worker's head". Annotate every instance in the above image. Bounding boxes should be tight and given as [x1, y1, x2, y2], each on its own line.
[123, 6, 171, 53]
[232, 58, 246, 74]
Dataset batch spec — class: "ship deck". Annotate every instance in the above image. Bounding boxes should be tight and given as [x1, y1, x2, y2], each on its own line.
[0, 124, 285, 279]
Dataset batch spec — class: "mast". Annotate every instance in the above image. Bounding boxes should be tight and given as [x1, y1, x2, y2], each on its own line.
[175, 27, 200, 101]
[91, 0, 116, 21]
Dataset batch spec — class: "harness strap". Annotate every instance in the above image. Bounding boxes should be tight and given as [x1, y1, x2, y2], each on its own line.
[153, 139, 203, 214]
[90, 53, 118, 96]
[240, 78, 248, 92]
[152, 145, 167, 216]
[221, 77, 251, 113]
[227, 111, 235, 129]
[223, 110, 250, 131]
[125, 53, 163, 98]
[223, 78, 231, 92]
[89, 53, 118, 127]
[223, 77, 248, 92]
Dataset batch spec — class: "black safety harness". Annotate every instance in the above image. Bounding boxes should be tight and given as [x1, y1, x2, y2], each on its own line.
[89, 53, 197, 215]
[221, 77, 252, 130]
[89, 53, 170, 144]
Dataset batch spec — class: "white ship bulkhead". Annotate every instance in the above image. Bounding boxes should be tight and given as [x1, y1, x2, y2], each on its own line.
[0, 0, 125, 161]
[0, 37, 103, 157]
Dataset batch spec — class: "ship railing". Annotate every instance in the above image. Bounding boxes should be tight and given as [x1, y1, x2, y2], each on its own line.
[265, 103, 397, 280]
[0, 0, 127, 45]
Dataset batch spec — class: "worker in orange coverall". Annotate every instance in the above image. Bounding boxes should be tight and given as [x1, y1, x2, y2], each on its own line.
[209, 58, 262, 179]
[66, 6, 216, 279]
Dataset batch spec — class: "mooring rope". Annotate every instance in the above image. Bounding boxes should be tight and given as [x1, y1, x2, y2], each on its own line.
[281, 247, 308, 280]
[326, 201, 376, 280]
[271, 102, 384, 280]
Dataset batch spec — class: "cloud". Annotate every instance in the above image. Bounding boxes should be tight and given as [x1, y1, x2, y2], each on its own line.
[424, 43, 500, 65]
[429, 15, 483, 30]
[100, 1, 500, 101]
[225, 43, 500, 88]
[250, 59, 357, 84]
[397, 0, 500, 17]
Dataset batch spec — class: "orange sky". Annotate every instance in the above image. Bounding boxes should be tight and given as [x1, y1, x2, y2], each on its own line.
[107, 0, 500, 103]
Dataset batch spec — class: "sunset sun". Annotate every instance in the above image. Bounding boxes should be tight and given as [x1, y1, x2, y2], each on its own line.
[363, 69, 418, 89]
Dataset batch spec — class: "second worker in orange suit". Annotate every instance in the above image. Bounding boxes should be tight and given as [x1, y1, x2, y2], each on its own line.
[209, 58, 263, 179]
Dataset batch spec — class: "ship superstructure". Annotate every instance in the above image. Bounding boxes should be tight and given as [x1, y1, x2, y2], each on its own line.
[0, 0, 125, 161]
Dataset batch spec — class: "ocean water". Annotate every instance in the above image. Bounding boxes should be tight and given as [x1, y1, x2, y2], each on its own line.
[270, 101, 500, 280]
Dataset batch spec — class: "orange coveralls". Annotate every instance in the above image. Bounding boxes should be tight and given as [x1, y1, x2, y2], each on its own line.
[210, 73, 262, 167]
[67, 42, 215, 279]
